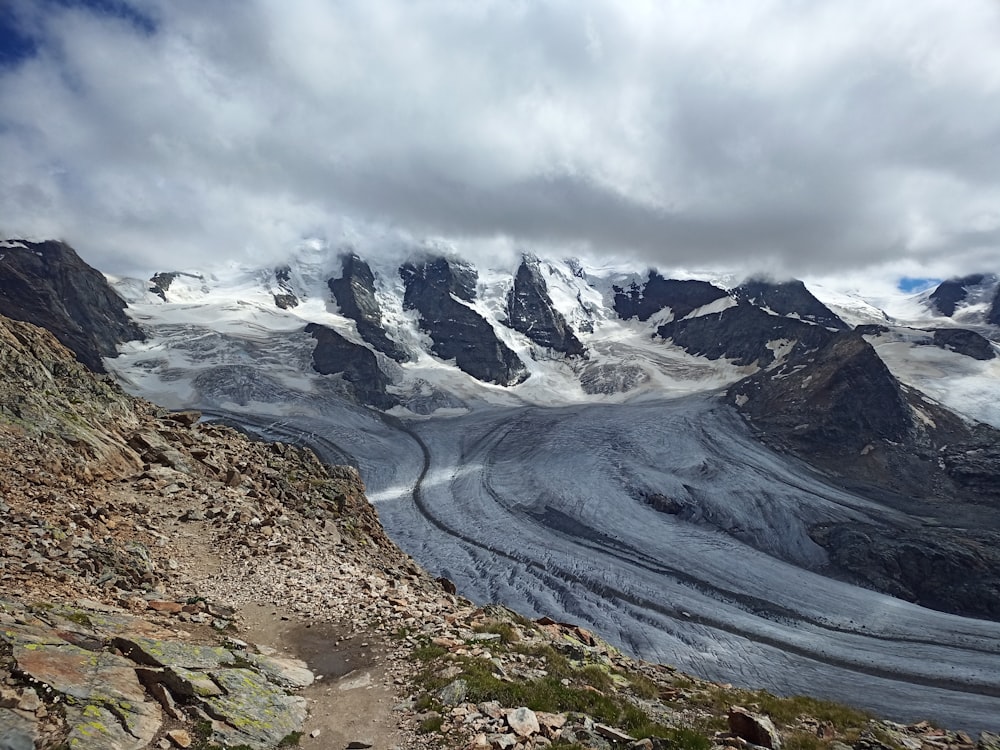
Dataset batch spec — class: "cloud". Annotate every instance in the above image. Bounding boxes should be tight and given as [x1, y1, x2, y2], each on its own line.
[1, 0, 999, 280]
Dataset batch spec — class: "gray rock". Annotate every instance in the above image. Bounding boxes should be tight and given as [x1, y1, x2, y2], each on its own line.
[728, 705, 781, 750]
[244, 652, 314, 689]
[0, 708, 36, 750]
[507, 706, 540, 737]
[203, 668, 308, 749]
[437, 678, 469, 706]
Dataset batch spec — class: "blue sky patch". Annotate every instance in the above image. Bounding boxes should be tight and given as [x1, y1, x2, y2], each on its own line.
[897, 277, 940, 294]
[0, 1, 157, 68]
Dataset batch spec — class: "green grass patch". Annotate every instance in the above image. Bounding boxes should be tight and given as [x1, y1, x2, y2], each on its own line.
[418, 714, 445, 734]
[472, 621, 521, 645]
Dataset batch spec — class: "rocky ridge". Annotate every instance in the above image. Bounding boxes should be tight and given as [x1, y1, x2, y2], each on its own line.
[504, 259, 585, 356]
[400, 258, 528, 386]
[0, 239, 144, 372]
[329, 254, 409, 362]
[4, 313, 999, 747]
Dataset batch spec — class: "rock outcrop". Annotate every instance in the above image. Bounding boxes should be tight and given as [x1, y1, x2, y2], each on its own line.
[305, 322, 397, 409]
[271, 265, 299, 309]
[148, 271, 205, 302]
[0, 239, 144, 372]
[729, 331, 913, 455]
[401, 257, 527, 385]
[728, 328, 1000, 619]
[810, 523, 1000, 620]
[990, 285, 1000, 326]
[931, 328, 996, 360]
[658, 304, 834, 368]
[733, 278, 848, 330]
[613, 272, 728, 321]
[329, 254, 408, 361]
[505, 259, 585, 356]
[929, 274, 989, 317]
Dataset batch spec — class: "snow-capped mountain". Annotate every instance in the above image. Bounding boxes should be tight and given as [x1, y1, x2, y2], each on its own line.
[5, 237, 1000, 731]
[106, 243, 1000, 429]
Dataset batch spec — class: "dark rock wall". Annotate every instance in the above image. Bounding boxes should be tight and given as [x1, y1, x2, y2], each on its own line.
[929, 274, 986, 317]
[0, 239, 144, 372]
[613, 272, 728, 322]
[305, 323, 397, 409]
[658, 304, 834, 367]
[400, 258, 527, 386]
[931, 328, 996, 360]
[329, 254, 408, 362]
[505, 260, 585, 356]
[729, 332, 913, 453]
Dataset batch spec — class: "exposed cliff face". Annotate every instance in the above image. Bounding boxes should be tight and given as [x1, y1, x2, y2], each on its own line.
[0, 239, 144, 372]
[329, 253, 408, 362]
[658, 304, 834, 367]
[149, 270, 206, 301]
[400, 257, 527, 386]
[729, 332, 913, 456]
[733, 278, 848, 330]
[305, 322, 397, 409]
[931, 328, 996, 360]
[505, 259, 585, 356]
[811, 523, 1000, 620]
[929, 274, 988, 317]
[613, 272, 728, 321]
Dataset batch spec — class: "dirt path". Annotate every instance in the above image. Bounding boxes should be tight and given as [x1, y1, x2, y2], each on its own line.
[238, 603, 416, 750]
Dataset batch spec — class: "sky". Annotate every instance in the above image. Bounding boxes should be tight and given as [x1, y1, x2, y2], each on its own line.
[1, 0, 999, 284]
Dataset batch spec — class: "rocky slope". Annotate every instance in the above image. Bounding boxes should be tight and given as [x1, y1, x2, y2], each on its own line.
[0, 239, 144, 372]
[329, 253, 409, 362]
[4, 314, 999, 748]
[728, 328, 1000, 618]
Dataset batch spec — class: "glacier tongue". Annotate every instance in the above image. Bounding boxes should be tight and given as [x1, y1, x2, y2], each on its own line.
[200, 393, 1000, 733]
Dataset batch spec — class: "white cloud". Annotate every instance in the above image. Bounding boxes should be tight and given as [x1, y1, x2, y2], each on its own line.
[1, 0, 999, 280]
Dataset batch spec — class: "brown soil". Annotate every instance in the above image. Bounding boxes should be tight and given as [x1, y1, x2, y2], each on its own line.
[238, 602, 414, 750]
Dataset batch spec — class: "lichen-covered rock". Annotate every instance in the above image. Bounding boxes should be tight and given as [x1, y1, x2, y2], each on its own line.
[114, 635, 236, 670]
[203, 667, 308, 749]
[244, 652, 314, 689]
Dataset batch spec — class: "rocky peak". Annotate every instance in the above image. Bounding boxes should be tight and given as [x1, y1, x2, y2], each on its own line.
[148, 270, 206, 301]
[400, 257, 528, 386]
[733, 278, 848, 330]
[613, 271, 728, 322]
[401, 256, 478, 304]
[271, 264, 299, 309]
[929, 274, 989, 317]
[329, 253, 408, 362]
[0, 239, 144, 372]
[505, 259, 585, 356]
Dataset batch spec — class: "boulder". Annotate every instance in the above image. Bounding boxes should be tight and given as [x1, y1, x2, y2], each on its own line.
[507, 707, 540, 737]
[728, 706, 781, 749]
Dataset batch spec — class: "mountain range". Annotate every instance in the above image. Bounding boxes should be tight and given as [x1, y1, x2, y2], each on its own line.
[3, 237, 1000, 731]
